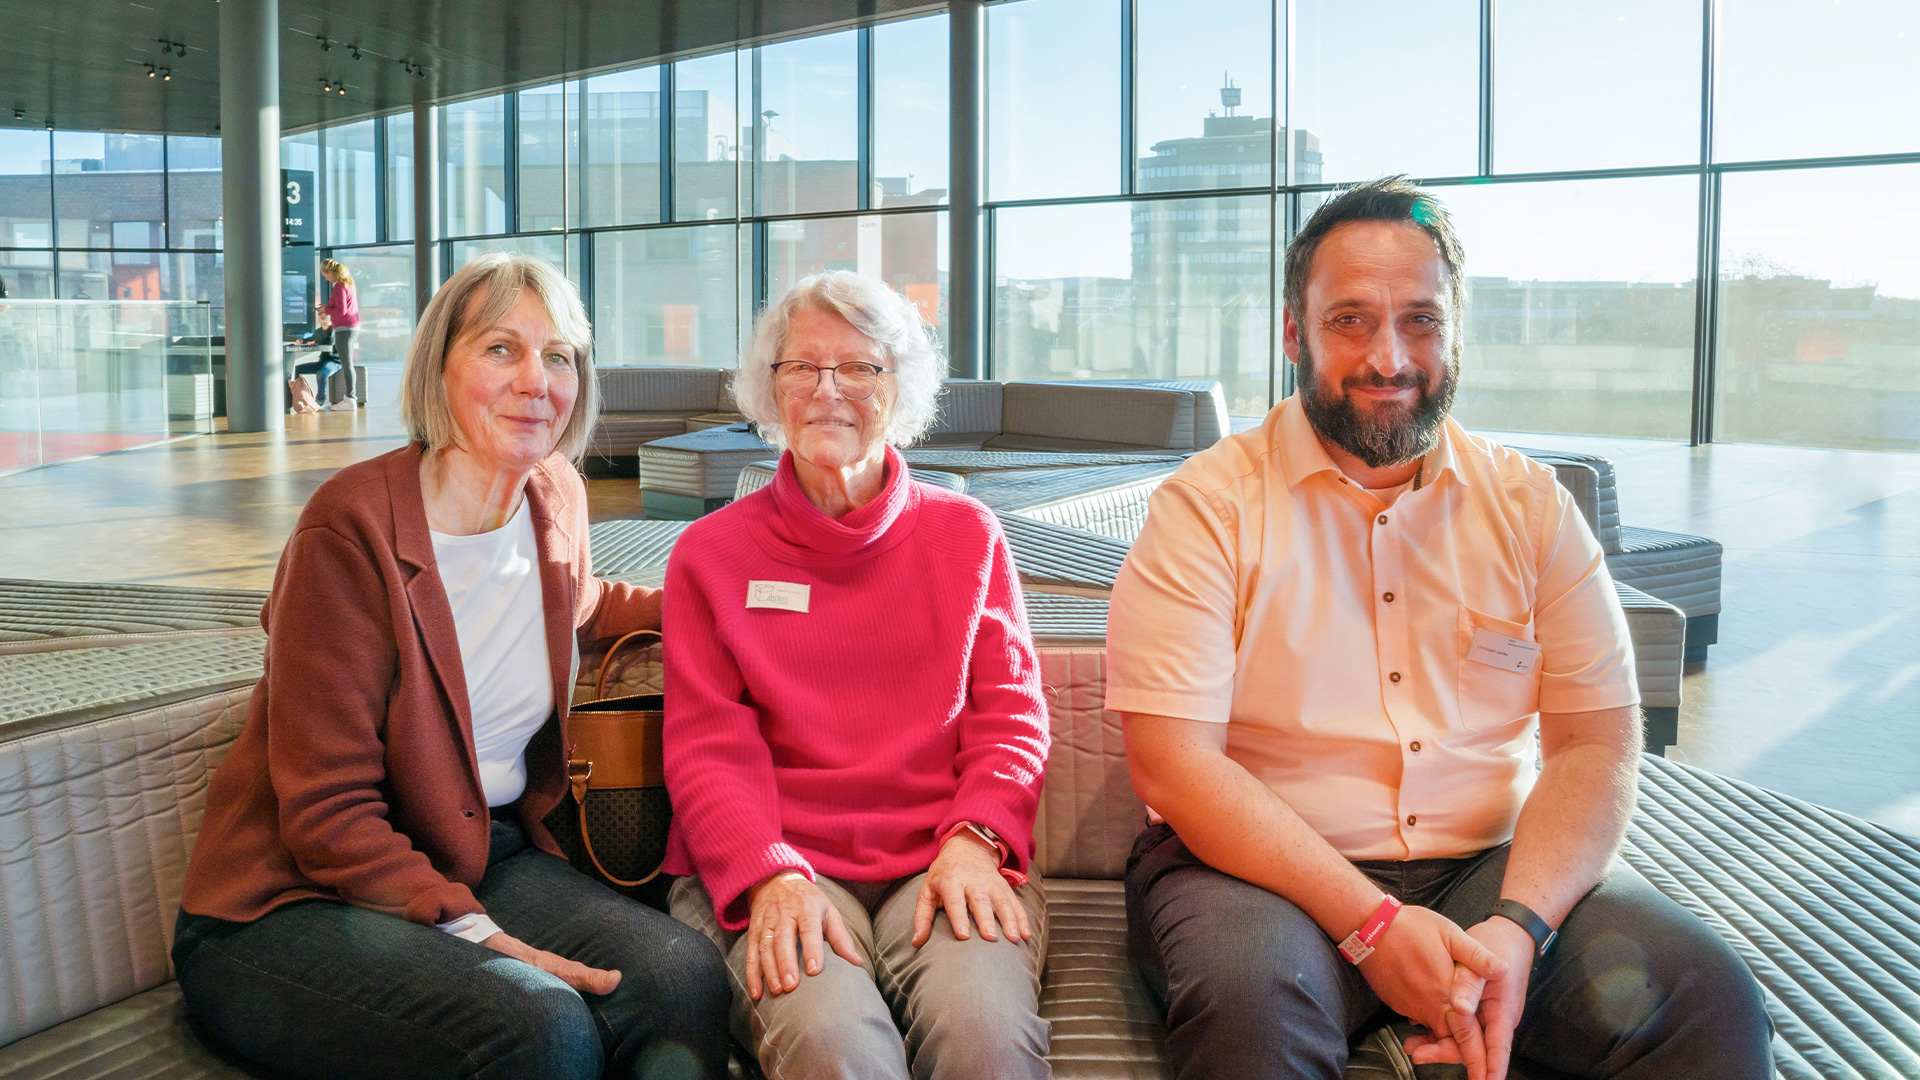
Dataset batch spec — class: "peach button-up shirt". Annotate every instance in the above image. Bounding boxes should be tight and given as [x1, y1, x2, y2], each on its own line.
[1106, 397, 1638, 861]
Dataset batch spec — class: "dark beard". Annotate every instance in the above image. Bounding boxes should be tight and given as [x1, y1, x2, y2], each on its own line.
[1296, 343, 1457, 469]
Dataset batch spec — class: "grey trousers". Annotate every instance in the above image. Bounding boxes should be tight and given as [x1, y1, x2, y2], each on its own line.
[1125, 825, 1774, 1080]
[670, 871, 1050, 1080]
[328, 326, 357, 403]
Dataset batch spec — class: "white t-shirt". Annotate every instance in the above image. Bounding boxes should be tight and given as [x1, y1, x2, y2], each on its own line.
[430, 497, 554, 810]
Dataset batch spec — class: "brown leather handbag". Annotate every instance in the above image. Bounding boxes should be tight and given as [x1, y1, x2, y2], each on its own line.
[551, 629, 672, 889]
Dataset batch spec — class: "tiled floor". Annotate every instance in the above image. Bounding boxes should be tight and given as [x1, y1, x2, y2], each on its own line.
[2, 395, 1914, 837]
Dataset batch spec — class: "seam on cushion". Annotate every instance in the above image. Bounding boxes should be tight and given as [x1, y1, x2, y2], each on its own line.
[92, 715, 149, 997]
[57, 732, 109, 1014]
[3, 742, 31, 1039]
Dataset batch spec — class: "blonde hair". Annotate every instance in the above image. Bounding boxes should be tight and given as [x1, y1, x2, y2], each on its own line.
[734, 271, 944, 452]
[400, 252, 600, 464]
[320, 258, 355, 288]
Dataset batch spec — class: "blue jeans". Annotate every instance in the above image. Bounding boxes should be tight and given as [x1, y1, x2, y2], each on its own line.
[1125, 824, 1773, 1080]
[173, 814, 730, 1080]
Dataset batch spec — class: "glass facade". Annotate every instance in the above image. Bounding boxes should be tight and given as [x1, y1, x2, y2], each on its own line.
[3, 4, 1918, 451]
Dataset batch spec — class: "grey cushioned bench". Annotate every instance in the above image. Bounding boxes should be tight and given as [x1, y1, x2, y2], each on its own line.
[586, 367, 740, 477]
[1514, 447, 1723, 664]
[0, 579, 266, 655]
[2, 589, 1915, 1079]
[733, 454, 1178, 543]
[640, 382, 1221, 521]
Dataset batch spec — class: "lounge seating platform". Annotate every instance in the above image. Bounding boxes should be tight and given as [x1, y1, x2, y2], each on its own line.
[0, 579, 266, 654]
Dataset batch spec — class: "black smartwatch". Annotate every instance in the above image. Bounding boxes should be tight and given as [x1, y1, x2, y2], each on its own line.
[1487, 898, 1557, 959]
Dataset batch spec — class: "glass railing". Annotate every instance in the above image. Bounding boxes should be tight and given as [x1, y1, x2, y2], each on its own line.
[0, 300, 216, 474]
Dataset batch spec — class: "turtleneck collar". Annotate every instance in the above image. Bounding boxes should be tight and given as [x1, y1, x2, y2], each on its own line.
[753, 444, 919, 564]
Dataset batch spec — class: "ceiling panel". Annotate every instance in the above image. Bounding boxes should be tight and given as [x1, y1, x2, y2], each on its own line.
[0, 0, 940, 137]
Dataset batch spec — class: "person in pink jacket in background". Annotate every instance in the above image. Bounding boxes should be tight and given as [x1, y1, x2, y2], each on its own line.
[663, 271, 1054, 1080]
[318, 257, 361, 410]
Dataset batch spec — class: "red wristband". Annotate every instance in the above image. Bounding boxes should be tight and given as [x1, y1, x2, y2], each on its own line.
[1337, 894, 1404, 965]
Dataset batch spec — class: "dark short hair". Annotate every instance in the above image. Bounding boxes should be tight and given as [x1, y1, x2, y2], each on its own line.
[1282, 176, 1466, 331]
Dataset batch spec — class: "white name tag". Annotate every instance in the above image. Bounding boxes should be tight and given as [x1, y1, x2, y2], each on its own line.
[1468, 627, 1539, 675]
[746, 580, 811, 613]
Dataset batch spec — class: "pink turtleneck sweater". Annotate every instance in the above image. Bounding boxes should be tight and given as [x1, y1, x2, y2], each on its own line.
[661, 446, 1049, 929]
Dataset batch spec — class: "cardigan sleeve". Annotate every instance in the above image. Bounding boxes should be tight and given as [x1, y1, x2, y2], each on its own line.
[935, 521, 1050, 873]
[661, 547, 815, 929]
[266, 525, 484, 926]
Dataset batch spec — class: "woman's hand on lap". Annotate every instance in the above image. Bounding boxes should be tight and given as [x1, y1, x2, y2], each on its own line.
[912, 831, 1033, 948]
[481, 931, 621, 996]
[744, 871, 864, 1000]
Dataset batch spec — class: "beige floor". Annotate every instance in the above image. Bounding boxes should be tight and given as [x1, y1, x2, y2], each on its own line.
[4, 397, 1915, 838]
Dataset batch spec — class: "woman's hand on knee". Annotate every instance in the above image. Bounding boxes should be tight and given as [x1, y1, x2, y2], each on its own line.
[744, 871, 864, 1001]
[912, 833, 1034, 948]
[482, 931, 622, 996]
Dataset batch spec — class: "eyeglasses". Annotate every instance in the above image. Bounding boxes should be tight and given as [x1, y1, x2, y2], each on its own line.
[770, 360, 892, 400]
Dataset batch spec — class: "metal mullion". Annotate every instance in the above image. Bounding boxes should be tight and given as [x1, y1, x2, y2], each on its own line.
[750, 48, 764, 219]
[1269, 188, 1281, 406]
[1479, 0, 1495, 176]
[1690, 0, 1719, 446]
[374, 116, 389, 243]
[504, 91, 521, 233]
[989, 183, 1275, 212]
[576, 79, 592, 229]
[578, 229, 595, 323]
[660, 64, 677, 223]
[857, 26, 874, 210]
[161, 132, 172, 251]
[983, 203, 998, 380]
[1710, 149, 1920, 174]
[1120, 0, 1136, 196]
[751, 218, 769, 314]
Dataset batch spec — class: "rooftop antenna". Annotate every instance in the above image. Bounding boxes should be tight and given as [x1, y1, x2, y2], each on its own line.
[1220, 73, 1241, 117]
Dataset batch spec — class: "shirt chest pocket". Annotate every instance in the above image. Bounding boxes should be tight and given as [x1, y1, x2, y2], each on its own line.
[1456, 606, 1541, 732]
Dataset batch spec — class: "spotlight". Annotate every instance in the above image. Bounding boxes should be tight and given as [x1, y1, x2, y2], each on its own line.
[319, 78, 330, 93]
[318, 37, 330, 51]
[147, 64, 156, 77]
[162, 68, 171, 81]
[13, 109, 22, 121]
[175, 42, 186, 58]
[350, 46, 361, 61]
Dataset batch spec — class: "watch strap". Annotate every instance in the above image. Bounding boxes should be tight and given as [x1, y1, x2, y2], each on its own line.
[1488, 898, 1557, 957]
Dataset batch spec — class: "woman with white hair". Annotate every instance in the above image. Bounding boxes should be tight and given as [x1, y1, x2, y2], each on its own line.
[663, 270, 1053, 1079]
[173, 252, 730, 1080]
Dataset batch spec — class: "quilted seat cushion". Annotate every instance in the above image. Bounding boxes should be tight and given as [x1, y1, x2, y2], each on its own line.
[1001, 517, 1131, 599]
[1040, 878, 1168, 1078]
[0, 580, 266, 649]
[1510, 447, 1622, 553]
[968, 464, 1178, 544]
[0, 637, 264, 728]
[586, 413, 699, 460]
[1624, 754, 1920, 1080]
[0, 983, 254, 1079]
[1607, 526, 1724, 619]
[637, 427, 776, 499]
[1616, 582, 1684, 711]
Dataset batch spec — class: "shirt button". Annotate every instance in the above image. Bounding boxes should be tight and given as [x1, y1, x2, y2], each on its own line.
[1389, 672, 1402, 683]
[1378, 514, 1389, 525]
[463, 810, 476, 819]
[1383, 591, 1395, 603]
[1407, 815, 1418, 827]
[1410, 741, 1422, 752]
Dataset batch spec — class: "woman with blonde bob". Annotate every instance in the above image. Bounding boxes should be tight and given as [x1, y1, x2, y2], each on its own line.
[663, 271, 1053, 1079]
[174, 252, 730, 1080]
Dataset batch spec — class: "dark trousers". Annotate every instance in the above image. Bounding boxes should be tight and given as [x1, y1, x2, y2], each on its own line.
[173, 814, 730, 1080]
[1124, 823, 1773, 1080]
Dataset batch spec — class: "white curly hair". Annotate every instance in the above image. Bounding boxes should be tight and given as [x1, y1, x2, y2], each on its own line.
[733, 271, 944, 451]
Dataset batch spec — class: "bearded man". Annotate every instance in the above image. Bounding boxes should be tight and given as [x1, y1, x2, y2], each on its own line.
[1106, 177, 1772, 1080]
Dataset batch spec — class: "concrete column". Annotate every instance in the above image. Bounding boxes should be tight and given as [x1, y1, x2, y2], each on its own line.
[947, 0, 986, 379]
[218, 0, 282, 432]
[413, 100, 441, 319]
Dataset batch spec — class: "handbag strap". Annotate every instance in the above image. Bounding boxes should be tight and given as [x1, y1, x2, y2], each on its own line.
[593, 629, 663, 701]
[576, 796, 664, 887]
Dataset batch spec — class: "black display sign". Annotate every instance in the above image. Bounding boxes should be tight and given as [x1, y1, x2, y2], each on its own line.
[282, 169, 314, 247]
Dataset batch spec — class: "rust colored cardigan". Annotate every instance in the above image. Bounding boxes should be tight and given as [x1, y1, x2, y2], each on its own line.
[180, 443, 661, 927]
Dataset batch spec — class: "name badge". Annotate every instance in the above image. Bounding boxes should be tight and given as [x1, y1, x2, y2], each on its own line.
[1468, 627, 1539, 675]
[746, 580, 811, 613]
